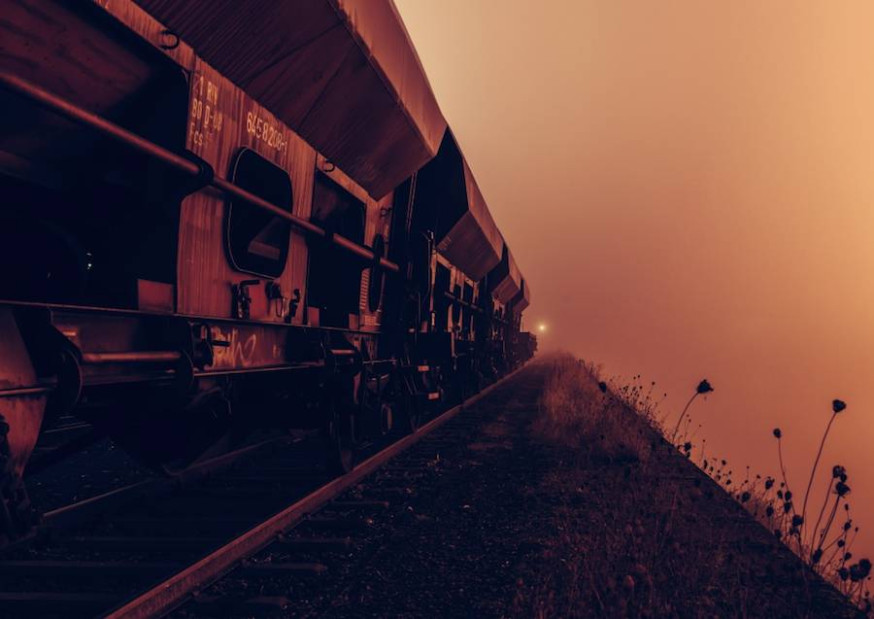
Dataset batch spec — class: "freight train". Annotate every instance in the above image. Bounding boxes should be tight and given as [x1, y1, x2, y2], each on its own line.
[0, 0, 535, 545]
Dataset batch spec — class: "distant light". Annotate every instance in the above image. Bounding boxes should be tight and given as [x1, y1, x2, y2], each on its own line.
[538, 323, 547, 333]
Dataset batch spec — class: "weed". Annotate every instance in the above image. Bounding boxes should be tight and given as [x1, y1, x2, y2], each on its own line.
[669, 379, 714, 443]
[534, 353, 650, 464]
[715, 397, 870, 612]
[537, 354, 872, 615]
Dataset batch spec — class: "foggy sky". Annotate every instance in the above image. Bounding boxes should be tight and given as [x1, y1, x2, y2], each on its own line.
[395, 0, 874, 560]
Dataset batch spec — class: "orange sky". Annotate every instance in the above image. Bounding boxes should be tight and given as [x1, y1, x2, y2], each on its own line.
[395, 0, 874, 560]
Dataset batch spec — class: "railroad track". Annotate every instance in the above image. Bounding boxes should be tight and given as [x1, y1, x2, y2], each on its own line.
[0, 367, 528, 619]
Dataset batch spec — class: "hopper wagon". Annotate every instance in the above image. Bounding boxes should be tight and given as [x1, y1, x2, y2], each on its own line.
[0, 0, 535, 545]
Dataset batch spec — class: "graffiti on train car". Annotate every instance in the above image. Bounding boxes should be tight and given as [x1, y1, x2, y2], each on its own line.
[211, 327, 257, 369]
[207, 326, 287, 370]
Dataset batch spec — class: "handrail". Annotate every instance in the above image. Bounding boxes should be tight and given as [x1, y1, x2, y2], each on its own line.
[0, 72, 399, 273]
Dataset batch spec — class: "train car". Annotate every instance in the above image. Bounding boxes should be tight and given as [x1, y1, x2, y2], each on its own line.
[0, 0, 534, 545]
[393, 130, 505, 407]
[510, 281, 537, 364]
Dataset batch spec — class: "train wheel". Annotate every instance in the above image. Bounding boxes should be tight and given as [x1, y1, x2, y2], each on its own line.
[0, 415, 38, 547]
[379, 401, 394, 436]
[395, 376, 421, 435]
[323, 398, 355, 475]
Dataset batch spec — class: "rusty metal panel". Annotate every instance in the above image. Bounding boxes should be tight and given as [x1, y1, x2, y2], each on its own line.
[96, 0, 197, 70]
[132, 0, 446, 198]
[2, 0, 152, 116]
[177, 58, 316, 324]
[0, 0, 162, 164]
[489, 246, 522, 305]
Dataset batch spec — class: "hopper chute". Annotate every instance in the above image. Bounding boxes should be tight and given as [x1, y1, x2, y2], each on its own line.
[489, 244, 522, 305]
[414, 131, 503, 281]
[134, 0, 446, 199]
[512, 278, 531, 313]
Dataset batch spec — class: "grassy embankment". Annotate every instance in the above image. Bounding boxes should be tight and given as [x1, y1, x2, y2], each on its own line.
[528, 352, 868, 617]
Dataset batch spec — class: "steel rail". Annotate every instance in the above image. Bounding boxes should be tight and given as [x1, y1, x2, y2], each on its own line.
[0, 385, 54, 398]
[104, 365, 526, 619]
[0, 72, 399, 274]
[42, 437, 283, 531]
[81, 352, 183, 364]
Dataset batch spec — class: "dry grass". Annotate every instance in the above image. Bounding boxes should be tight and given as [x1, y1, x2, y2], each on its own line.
[533, 353, 651, 464]
[523, 353, 868, 617]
